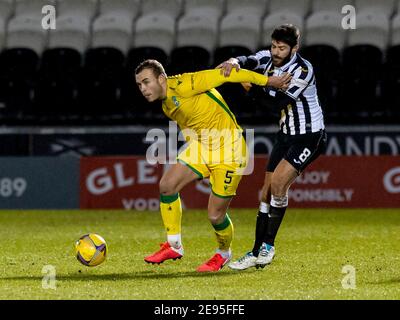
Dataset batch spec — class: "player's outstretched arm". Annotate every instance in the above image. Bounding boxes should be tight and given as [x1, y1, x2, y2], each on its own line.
[175, 69, 291, 97]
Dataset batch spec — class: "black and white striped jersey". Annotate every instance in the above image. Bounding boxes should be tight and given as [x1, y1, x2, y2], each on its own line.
[237, 50, 325, 135]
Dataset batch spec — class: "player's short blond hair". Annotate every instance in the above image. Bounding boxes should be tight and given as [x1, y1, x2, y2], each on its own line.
[135, 59, 167, 77]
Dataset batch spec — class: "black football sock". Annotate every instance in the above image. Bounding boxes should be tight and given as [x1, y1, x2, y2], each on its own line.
[252, 211, 268, 256]
[262, 205, 287, 246]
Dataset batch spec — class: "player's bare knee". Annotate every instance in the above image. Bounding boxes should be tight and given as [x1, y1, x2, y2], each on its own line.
[271, 180, 287, 197]
[208, 210, 225, 225]
[159, 178, 177, 195]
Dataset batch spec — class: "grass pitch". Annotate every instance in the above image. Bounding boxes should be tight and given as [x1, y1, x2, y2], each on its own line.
[0, 208, 399, 300]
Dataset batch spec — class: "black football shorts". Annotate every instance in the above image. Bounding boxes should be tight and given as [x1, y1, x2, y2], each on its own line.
[266, 129, 327, 174]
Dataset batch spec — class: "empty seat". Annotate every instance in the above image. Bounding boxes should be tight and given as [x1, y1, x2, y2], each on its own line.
[127, 47, 168, 71]
[219, 12, 262, 52]
[388, 11, 400, 108]
[0, 16, 5, 51]
[0, 0, 15, 20]
[184, 0, 225, 18]
[57, 0, 99, 20]
[47, 15, 91, 54]
[262, 12, 303, 47]
[305, 11, 346, 51]
[140, 0, 183, 19]
[354, 0, 395, 17]
[99, 0, 140, 19]
[347, 12, 390, 51]
[134, 13, 175, 56]
[170, 10, 219, 74]
[169, 46, 210, 74]
[176, 11, 219, 52]
[300, 45, 340, 114]
[41, 48, 82, 75]
[15, 0, 56, 18]
[391, 13, 400, 46]
[35, 48, 82, 112]
[226, 0, 268, 16]
[0, 48, 39, 112]
[7, 16, 48, 54]
[311, 0, 353, 13]
[85, 47, 125, 74]
[214, 46, 252, 67]
[92, 12, 133, 54]
[79, 47, 126, 113]
[269, 0, 310, 18]
[341, 45, 383, 114]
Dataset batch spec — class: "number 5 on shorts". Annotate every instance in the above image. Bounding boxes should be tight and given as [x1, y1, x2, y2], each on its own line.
[224, 170, 234, 184]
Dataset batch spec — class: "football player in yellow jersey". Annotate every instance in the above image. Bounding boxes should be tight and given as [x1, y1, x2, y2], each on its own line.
[135, 59, 291, 272]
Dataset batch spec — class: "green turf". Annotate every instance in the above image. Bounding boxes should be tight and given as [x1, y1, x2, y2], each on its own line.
[0, 208, 399, 300]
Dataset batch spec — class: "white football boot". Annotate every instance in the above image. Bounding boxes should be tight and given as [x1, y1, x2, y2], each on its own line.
[255, 243, 275, 269]
[228, 252, 258, 270]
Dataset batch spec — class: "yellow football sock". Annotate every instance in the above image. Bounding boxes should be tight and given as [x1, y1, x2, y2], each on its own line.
[160, 193, 182, 236]
[212, 214, 234, 251]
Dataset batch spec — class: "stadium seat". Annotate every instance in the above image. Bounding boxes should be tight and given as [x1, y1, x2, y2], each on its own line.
[0, 0, 15, 20]
[0, 48, 39, 114]
[169, 10, 219, 74]
[47, 15, 91, 54]
[85, 47, 125, 74]
[42, 14, 91, 118]
[169, 46, 210, 74]
[184, 0, 225, 18]
[214, 46, 252, 67]
[140, 0, 183, 19]
[354, 0, 396, 17]
[311, 0, 353, 13]
[341, 45, 383, 117]
[226, 0, 268, 16]
[347, 12, 390, 51]
[36, 48, 82, 113]
[57, 0, 99, 20]
[0, 48, 39, 77]
[391, 13, 400, 47]
[381, 11, 400, 117]
[219, 12, 262, 53]
[268, 0, 310, 18]
[134, 13, 175, 56]
[262, 12, 303, 48]
[300, 45, 341, 117]
[92, 12, 133, 55]
[382, 45, 400, 119]
[15, 0, 56, 18]
[176, 11, 219, 53]
[305, 11, 346, 51]
[127, 47, 168, 71]
[6, 16, 48, 55]
[98, 0, 140, 19]
[79, 47, 126, 115]
[5, 15, 44, 117]
[0, 16, 5, 51]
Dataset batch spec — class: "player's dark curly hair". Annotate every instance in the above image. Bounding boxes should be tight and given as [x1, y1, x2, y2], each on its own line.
[271, 24, 300, 48]
[135, 59, 167, 77]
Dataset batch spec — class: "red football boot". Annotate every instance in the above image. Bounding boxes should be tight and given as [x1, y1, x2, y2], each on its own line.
[144, 242, 183, 264]
[196, 252, 231, 272]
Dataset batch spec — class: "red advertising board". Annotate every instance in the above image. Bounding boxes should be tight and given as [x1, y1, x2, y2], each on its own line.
[80, 156, 400, 210]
